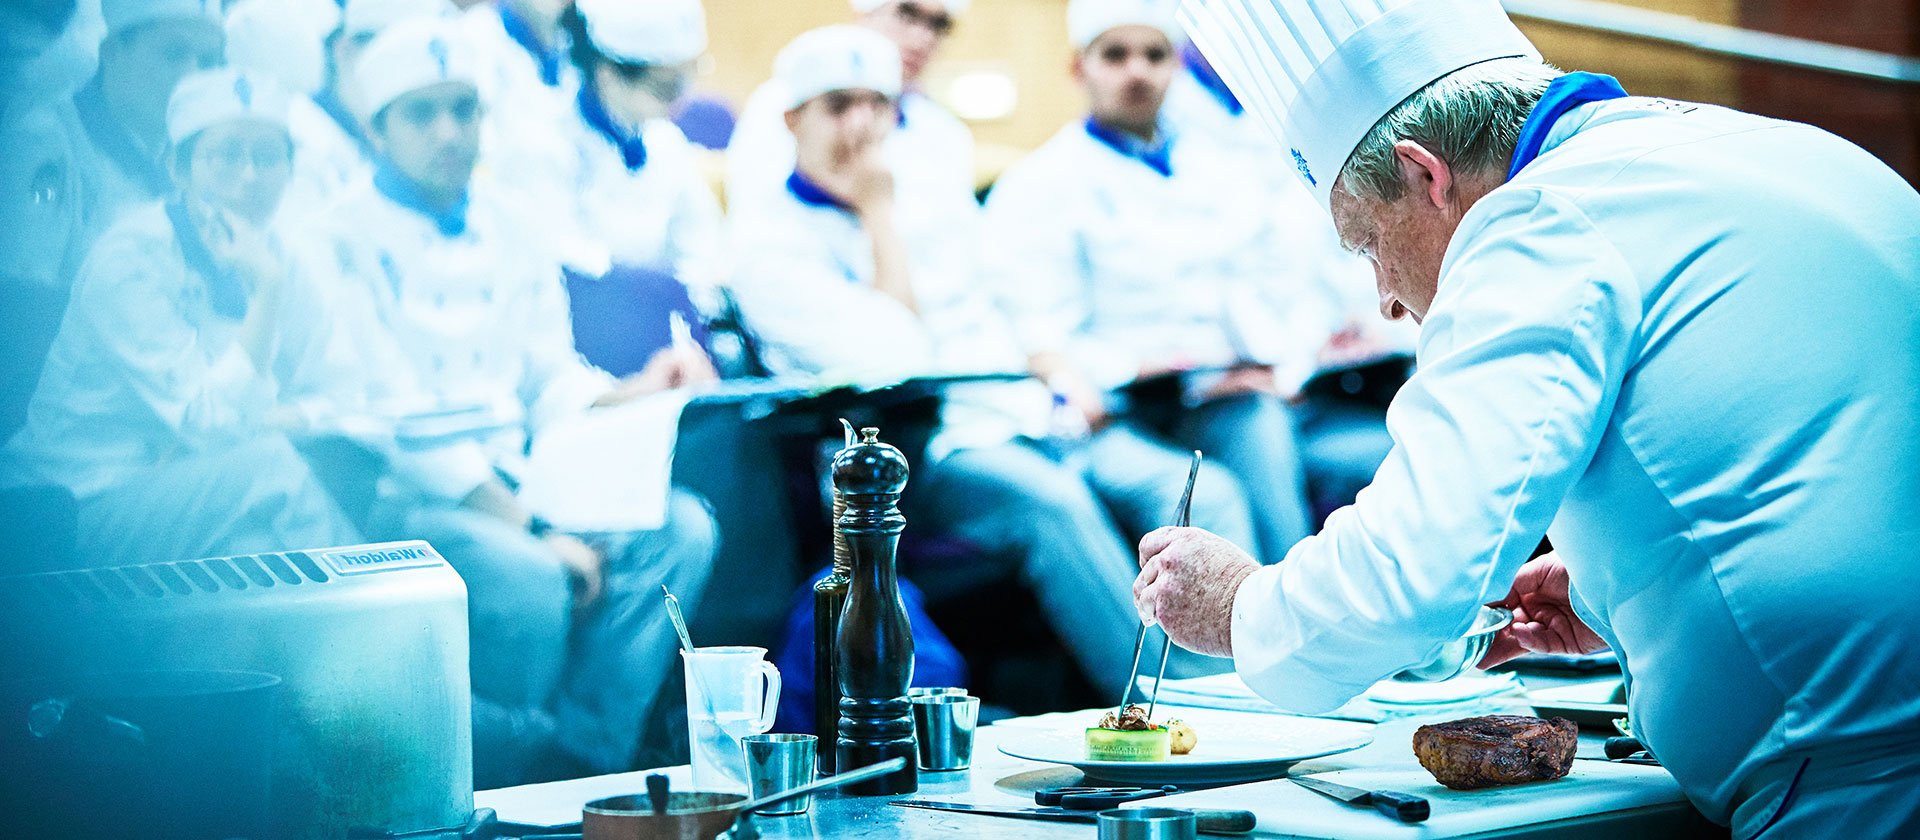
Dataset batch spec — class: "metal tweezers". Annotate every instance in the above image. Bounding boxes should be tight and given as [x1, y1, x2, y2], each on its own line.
[1116, 451, 1202, 722]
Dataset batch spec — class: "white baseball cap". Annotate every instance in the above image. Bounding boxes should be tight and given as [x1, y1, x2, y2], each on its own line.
[575, 0, 708, 66]
[101, 0, 219, 37]
[354, 17, 478, 121]
[1068, 0, 1181, 50]
[1180, 0, 1540, 209]
[167, 68, 291, 146]
[342, 0, 457, 38]
[773, 25, 902, 111]
[849, 0, 971, 15]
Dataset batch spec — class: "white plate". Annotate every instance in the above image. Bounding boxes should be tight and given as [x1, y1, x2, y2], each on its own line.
[997, 715, 1374, 785]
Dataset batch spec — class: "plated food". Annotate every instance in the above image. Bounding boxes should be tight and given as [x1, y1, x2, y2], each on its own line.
[1412, 714, 1577, 790]
[1086, 705, 1197, 761]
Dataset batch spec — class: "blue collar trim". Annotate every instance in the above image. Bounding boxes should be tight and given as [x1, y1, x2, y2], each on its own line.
[499, 3, 562, 88]
[314, 87, 373, 154]
[578, 83, 647, 171]
[1083, 116, 1173, 177]
[785, 170, 855, 214]
[74, 79, 171, 196]
[164, 199, 249, 320]
[1508, 72, 1628, 180]
[374, 161, 470, 237]
[896, 91, 911, 128]
[1181, 43, 1242, 116]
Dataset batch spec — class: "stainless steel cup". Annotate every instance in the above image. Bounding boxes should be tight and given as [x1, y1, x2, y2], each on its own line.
[741, 733, 816, 815]
[908, 693, 978, 772]
[906, 686, 968, 698]
[1098, 807, 1199, 840]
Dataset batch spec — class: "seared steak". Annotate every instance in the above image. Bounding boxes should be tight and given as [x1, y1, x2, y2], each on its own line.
[1412, 715, 1578, 790]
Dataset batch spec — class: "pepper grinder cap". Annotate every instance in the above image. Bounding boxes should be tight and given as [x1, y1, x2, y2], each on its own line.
[831, 426, 909, 497]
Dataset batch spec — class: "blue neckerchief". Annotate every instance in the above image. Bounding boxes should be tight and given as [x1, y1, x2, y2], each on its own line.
[374, 161, 469, 237]
[1507, 72, 1628, 180]
[314, 86, 373, 154]
[1181, 42, 1242, 116]
[785, 170, 855, 214]
[499, 3, 562, 87]
[164, 199, 249, 320]
[577, 83, 647, 171]
[1084, 116, 1173, 177]
[896, 92, 911, 128]
[74, 79, 171, 197]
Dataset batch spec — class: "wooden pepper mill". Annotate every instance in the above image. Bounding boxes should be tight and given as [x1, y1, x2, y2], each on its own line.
[831, 426, 917, 795]
[812, 423, 857, 774]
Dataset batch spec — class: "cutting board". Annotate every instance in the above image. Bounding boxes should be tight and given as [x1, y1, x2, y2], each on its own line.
[1132, 760, 1686, 838]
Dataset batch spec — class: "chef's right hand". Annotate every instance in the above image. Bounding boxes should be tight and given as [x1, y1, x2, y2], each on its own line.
[1481, 552, 1609, 667]
[545, 533, 605, 609]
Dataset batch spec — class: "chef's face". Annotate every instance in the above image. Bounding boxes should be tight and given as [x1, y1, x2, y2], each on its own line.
[372, 81, 482, 204]
[1075, 26, 1175, 137]
[1329, 142, 1493, 325]
[785, 88, 895, 172]
[862, 1, 954, 84]
[178, 120, 294, 225]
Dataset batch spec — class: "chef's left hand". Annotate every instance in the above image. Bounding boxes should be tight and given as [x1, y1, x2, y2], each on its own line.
[1135, 527, 1261, 657]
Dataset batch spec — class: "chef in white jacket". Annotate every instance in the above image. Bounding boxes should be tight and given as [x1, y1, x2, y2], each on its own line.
[982, 0, 1367, 564]
[3, 68, 360, 566]
[1141, 0, 1920, 836]
[725, 0, 976, 218]
[730, 25, 1252, 696]
[317, 19, 717, 784]
[494, 0, 725, 299]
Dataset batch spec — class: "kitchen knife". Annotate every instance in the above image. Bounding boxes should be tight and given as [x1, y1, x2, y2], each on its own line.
[891, 800, 1256, 834]
[1289, 776, 1430, 823]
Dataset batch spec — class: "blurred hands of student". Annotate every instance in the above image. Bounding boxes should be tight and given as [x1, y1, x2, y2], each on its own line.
[1318, 319, 1395, 368]
[545, 532, 607, 608]
[595, 345, 717, 406]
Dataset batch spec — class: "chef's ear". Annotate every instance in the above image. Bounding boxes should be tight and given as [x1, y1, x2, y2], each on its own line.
[1392, 139, 1453, 211]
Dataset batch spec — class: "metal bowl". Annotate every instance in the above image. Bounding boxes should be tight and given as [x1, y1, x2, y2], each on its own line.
[1393, 605, 1514, 682]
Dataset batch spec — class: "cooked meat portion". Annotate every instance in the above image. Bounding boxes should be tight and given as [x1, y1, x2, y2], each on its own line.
[1412, 715, 1578, 790]
[1097, 704, 1157, 731]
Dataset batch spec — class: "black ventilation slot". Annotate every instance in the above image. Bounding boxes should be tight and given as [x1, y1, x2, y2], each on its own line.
[204, 558, 248, 591]
[230, 555, 276, 588]
[118, 566, 165, 599]
[175, 560, 221, 593]
[285, 552, 329, 584]
[258, 553, 302, 585]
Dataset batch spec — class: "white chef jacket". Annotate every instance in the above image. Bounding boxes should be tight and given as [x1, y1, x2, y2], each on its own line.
[316, 171, 614, 498]
[280, 91, 373, 227]
[728, 170, 1049, 459]
[980, 120, 1340, 394]
[724, 82, 976, 219]
[1, 202, 336, 498]
[1229, 97, 1920, 824]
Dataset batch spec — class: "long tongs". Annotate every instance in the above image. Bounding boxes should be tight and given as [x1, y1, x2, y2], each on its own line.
[1116, 451, 1202, 723]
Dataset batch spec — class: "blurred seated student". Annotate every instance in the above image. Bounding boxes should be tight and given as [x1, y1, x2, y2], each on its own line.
[492, 0, 725, 369]
[2, 69, 360, 568]
[726, 0, 975, 218]
[310, 18, 717, 784]
[981, 0, 1391, 562]
[72, 0, 226, 243]
[729, 26, 1251, 698]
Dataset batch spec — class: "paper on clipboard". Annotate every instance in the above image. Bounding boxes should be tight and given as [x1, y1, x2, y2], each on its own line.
[517, 389, 692, 532]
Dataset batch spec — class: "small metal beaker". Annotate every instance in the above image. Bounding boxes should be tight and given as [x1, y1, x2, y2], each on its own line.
[908, 693, 978, 772]
[741, 733, 817, 815]
[1098, 807, 1199, 840]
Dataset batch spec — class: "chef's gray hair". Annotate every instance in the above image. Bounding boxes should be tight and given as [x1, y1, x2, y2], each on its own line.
[1337, 58, 1562, 203]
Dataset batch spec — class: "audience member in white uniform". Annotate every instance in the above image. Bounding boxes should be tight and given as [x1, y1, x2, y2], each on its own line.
[982, 0, 1367, 563]
[730, 26, 1251, 696]
[495, 0, 725, 304]
[315, 19, 717, 785]
[726, 0, 975, 217]
[71, 0, 225, 243]
[3, 69, 360, 567]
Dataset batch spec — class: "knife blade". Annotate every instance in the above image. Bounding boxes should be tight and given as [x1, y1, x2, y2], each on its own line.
[1289, 776, 1430, 823]
[891, 800, 1257, 835]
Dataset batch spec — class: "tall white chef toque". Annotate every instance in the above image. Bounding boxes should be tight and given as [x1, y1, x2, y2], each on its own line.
[354, 17, 480, 123]
[1069, 0, 1183, 49]
[575, 0, 708, 66]
[773, 25, 903, 111]
[167, 68, 292, 147]
[1178, 0, 1540, 209]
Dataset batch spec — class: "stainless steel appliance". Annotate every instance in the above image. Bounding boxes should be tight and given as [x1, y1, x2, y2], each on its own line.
[0, 541, 474, 839]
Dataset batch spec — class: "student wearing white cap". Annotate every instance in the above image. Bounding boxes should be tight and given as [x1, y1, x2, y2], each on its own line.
[70, 0, 225, 241]
[982, 0, 1376, 566]
[314, 17, 717, 785]
[4, 68, 363, 567]
[1140, 0, 1920, 835]
[725, 0, 976, 219]
[730, 25, 1253, 698]
[494, 0, 726, 316]
[459, 0, 580, 147]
